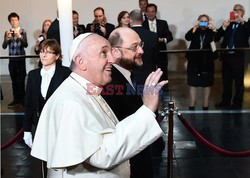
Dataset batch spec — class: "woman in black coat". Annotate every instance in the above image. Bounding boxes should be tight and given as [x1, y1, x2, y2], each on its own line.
[23, 39, 71, 148]
[185, 14, 218, 110]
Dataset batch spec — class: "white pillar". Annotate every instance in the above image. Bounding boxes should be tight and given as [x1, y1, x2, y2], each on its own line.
[57, 0, 73, 67]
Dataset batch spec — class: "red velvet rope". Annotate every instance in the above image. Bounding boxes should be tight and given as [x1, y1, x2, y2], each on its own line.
[1, 128, 24, 150]
[177, 113, 250, 157]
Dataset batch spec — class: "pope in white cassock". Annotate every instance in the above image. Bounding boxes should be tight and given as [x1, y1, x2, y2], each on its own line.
[31, 31, 168, 178]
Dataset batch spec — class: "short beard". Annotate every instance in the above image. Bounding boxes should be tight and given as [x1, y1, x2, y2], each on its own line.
[119, 56, 142, 71]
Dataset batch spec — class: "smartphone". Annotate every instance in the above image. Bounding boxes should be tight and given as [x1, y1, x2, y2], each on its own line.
[199, 21, 208, 27]
[230, 11, 235, 21]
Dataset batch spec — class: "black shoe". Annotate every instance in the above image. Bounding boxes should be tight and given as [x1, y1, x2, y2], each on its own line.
[230, 104, 242, 110]
[215, 102, 231, 109]
[189, 106, 195, 110]
[7, 100, 20, 108]
[203, 107, 209, 110]
[18, 99, 25, 107]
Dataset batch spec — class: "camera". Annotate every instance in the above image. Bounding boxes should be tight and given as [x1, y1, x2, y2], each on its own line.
[94, 23, 100, 32]
[10, 29, 15, 37]
[199, 22, 208, 27]
[37, 36, 44, 42]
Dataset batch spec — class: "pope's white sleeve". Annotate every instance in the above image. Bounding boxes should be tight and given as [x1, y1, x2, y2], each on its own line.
[86, 105, 163, 169]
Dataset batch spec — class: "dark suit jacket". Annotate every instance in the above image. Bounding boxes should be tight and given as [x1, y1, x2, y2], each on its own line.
[214, 21, 250, 65]
[214, 22, 250, 49]
[131, 26, 159, 85]
[86, 22, 115, 39]
[102, 66, 154, 178]
[47, 18, 60, 44]
[73, 24, 85, 38]
[142, 19, 173, 50]
[23, 64, 71, 132]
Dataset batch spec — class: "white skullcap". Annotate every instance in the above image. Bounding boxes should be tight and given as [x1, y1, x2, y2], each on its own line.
[69, 33, 93, 62]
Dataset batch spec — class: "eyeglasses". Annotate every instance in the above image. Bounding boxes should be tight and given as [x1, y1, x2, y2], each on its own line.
[116, 42, 144, 52]
[40, 50, 56, 55]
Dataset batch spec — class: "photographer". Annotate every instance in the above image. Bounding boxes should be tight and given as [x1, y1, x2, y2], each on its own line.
[2, 12, 28, 108]
[214, 4, 250, 109]
[185, 14, 218, 110]
[86, 7, 115, 39]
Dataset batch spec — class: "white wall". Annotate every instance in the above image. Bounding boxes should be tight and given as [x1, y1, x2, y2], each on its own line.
[1, 0, 249, 74]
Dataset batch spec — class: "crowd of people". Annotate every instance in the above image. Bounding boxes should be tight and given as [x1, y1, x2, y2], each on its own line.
[2, 1, 250, 111]
[1, 1, 250, 177]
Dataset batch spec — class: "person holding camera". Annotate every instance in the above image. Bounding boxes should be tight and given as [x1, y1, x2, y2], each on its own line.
[34, 19, 52, 55]
[86, 7, 115, 39]
[214, 4, 250, 109]
[35, 19, 52, 68]
[185, 14, 218, 110]
[2, 12, 28, 108]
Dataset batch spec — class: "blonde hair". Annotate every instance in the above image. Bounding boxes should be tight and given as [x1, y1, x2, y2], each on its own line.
[42, 19, 52, 33]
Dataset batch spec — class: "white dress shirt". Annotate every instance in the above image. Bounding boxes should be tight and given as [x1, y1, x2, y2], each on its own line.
[40, 65, 56, 98]
[113, 64, 135, 89]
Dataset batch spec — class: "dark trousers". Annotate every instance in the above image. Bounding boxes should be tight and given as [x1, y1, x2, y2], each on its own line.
[158, 53, 168, 81]
[221, 53, 245, 106]
[130, 147, 153, 178]
[8, 59, 26, 101]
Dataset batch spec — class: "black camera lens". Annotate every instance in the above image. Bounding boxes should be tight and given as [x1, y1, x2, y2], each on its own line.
[10, 30, 15, 37]
[94, 24, 100, 31]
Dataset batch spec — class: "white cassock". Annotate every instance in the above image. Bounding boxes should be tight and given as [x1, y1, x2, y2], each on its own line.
[31, 72, 163, 178]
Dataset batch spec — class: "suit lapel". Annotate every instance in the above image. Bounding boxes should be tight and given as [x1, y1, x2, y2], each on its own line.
[46, 65, 59, 99]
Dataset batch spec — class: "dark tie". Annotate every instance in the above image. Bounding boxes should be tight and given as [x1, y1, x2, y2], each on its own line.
[130, 71, 137, 85]
[144, 13, 147, 21]
[228, 23, 238, 49]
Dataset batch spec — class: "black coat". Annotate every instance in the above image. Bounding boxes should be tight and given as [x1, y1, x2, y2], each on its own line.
[23, 64, 71, 131]
[102, 66, 154, 178]
[214, 21, 250, 63]
[143, 19, 173, 80]
[86, 23, 115, 39]
[131, 26, 159, 85]
[73, 24, 85, 38]
[47, 18, 60, 44]
[185, 28, 218, 74]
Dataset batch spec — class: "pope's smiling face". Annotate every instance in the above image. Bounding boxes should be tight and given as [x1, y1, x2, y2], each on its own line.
[83, 35, 115, 86]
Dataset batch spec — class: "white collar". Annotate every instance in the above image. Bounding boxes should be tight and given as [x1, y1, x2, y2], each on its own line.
[113, 64, 132, 81]
[113, 64, 135, 88]
[40, 64, 56, 77]
[131, 25, 142, 27]
[11, 26, 21, 31]
[148, 19, 156, 24]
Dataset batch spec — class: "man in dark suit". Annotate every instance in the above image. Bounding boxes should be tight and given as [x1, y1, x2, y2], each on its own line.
[72, 10, 85, 38]
[143, 3, 173, 81]
[130, 9, 158, 85]
[102, 27, 154, 178]
[139, 0, 148, 21]
[86, 7, 115, 39]
[214, 4, 250, 109]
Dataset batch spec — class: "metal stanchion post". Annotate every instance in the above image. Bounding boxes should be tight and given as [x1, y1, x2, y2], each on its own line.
[167, 101, 174, 178]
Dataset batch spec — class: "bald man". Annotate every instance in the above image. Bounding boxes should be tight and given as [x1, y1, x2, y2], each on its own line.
[31, 33, 167, 178]
[102, 27, 158, 178]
